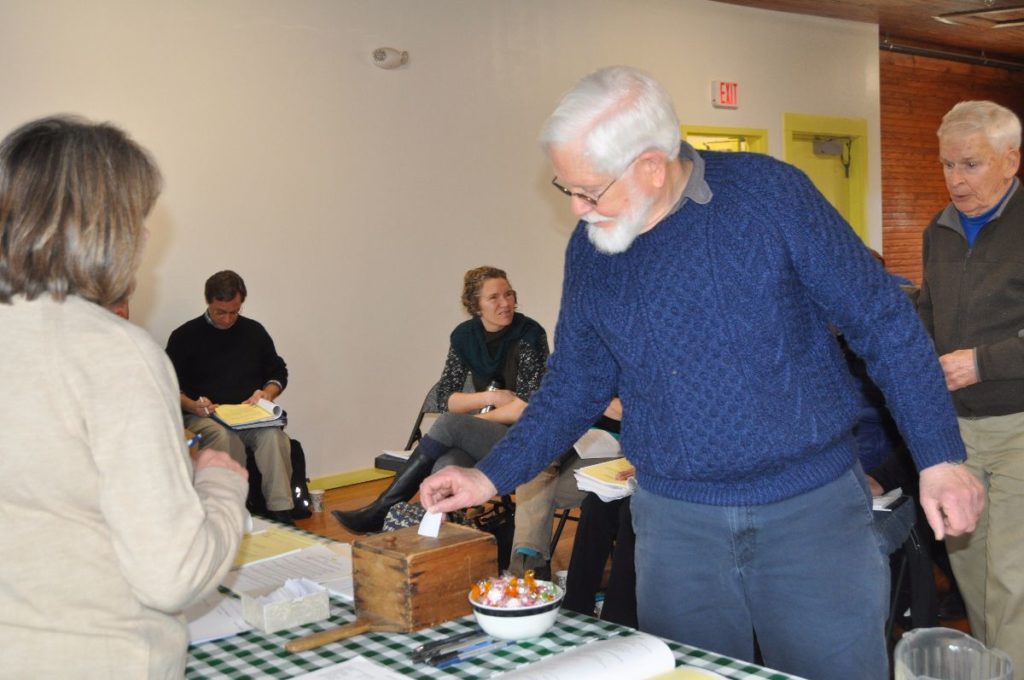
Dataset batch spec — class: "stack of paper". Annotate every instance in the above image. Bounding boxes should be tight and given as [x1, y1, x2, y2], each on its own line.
[379, 449, 414, 462]
[232, 525, 320, 569]
[213, 399, 285, 430]
[186, 524, 354, 645]
[574, 458, 636, 502]
[224, 542, 354, 602]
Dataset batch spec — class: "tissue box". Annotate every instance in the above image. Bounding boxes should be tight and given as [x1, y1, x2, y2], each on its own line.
[241, 580, 330, 634]
[352, 522, 497, 631]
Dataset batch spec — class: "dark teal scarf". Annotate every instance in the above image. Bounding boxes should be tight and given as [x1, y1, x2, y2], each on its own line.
[449, 312, 545, 383]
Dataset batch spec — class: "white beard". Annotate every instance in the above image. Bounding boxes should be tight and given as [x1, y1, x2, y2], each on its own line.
[583, 189, 656, 254]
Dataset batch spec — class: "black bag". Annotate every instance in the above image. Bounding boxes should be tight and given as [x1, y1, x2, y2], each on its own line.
[463, 499, 515, 572]
[246, 437, 313, 519]
[382, 498, 515, 571]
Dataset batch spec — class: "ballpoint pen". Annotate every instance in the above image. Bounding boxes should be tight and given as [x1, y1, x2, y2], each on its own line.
[430, 639, 515, 669]
[414, 634, 492, 664]
[410, 629, 487, 661]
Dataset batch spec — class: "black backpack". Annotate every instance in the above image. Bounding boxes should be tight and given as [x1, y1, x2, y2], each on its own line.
[245, 437, 313, 519]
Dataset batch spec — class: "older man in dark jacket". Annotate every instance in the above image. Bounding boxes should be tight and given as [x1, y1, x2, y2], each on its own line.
[918, 99, 1023, 667]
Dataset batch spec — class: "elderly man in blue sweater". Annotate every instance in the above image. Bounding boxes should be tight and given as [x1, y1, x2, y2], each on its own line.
[422, 67, 983, 678]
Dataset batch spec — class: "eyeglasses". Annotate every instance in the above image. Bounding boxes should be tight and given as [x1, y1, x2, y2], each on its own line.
[550, 175, 618, 208]
[551, 158, 637, 207]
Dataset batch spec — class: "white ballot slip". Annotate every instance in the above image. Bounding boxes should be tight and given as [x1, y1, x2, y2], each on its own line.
[418, 510, 443, 537]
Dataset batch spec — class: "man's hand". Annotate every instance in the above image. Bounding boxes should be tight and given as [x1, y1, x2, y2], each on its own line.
[194, 448, 249, 481]
[186, 395, 218, 418]
[244, 389, 271, 405]
[420, 466, 497, 514]
[866, 474, 884, 497]
[919, 461, 984, 539]
[939, 349, 979, 391]
[245, 383, 282, 405]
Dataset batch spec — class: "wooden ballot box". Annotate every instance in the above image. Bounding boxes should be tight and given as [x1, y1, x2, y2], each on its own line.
[352, 522, 497, 631]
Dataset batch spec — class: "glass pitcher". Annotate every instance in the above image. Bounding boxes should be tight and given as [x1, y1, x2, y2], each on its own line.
[895, 627, 1013, 680]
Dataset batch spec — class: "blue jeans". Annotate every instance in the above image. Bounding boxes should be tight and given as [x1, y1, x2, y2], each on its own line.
[632, 465, 888, 680]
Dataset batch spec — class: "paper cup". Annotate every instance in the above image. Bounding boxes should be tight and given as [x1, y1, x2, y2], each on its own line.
[310, 489, 325, 513]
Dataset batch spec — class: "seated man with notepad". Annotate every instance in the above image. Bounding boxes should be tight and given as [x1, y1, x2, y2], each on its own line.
[166, 270, 295, 524]
[508, 398, 622, 579]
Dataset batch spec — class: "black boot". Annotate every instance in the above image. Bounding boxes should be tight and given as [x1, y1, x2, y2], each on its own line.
[332, 450, 434, 533]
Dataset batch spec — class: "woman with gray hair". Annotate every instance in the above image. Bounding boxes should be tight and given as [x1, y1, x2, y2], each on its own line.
[0, 116, 249, 678]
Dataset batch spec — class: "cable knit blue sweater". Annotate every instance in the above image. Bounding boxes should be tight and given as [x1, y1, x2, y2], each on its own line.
[478, 148, 967, 506]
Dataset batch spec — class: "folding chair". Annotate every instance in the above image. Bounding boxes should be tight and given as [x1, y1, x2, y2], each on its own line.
[404, 381, 443, 449]
[373, 382, 443, 472]
[551, 507, 580, 554]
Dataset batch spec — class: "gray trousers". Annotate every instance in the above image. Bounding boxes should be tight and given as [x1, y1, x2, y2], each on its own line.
[425, 413, 509, 471]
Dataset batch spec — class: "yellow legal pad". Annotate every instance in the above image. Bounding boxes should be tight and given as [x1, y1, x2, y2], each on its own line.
[233, 527, 320, 569]
[213, 403, 277, 427]
[577, 457, 635, 485]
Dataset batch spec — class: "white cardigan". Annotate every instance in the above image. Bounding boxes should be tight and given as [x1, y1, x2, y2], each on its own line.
[0, 295, 247, 678]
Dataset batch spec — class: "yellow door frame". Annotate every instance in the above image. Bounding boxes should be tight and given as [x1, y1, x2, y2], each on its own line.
[681, 125, 769, 154]
[783, 113, 868, 241]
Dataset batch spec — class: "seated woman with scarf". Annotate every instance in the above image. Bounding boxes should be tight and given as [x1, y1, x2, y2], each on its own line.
[333, 265, 548, 533]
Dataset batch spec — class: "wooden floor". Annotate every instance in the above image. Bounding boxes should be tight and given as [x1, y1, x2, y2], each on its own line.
[295, 477, 579, 572]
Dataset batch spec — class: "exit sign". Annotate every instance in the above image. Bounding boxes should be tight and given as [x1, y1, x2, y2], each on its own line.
[712, 81, 739, 109]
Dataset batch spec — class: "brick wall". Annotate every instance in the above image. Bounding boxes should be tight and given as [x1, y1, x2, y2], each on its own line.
[880, 50, 1024, 284]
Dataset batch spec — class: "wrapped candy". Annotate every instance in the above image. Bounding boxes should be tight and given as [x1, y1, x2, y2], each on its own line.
[470, 571, 561, 609]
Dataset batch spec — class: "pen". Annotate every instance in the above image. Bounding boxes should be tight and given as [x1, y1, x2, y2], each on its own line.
[185, 433, 203, 448]
[411, 628, 484, 658]
[413, 633, 491, 663]
[431, 639, 515, 668]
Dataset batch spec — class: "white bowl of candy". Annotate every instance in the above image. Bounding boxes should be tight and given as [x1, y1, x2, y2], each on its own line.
[468, 573, 564, 640]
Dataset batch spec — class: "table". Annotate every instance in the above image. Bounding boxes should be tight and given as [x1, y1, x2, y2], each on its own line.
[188, 599, 800, 679]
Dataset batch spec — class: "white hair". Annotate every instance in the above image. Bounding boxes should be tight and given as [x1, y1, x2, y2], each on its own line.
[539, 66, 681, 175]
[938, 100, 1021, 153]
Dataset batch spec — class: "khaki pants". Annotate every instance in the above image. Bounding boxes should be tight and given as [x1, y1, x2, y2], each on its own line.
[947, 412, 1024, 669]
[184, 415, 293, 511]
[512, 451, 617, 559]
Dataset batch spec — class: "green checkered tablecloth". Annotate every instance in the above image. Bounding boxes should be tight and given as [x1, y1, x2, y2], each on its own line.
[187, 600, 799, 679]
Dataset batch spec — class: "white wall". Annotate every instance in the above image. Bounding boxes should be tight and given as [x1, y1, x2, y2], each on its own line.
[0, 0, 881, 478]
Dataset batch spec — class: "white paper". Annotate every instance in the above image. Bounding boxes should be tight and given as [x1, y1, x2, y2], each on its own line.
[380, 449, 414, 461]
[185, 590, 252, 644]
[498, 633, 674, 679]
[574, 459, 637, 502]
[222, 544, 353, 601]
[255, 398, 284, 418]
[418, 510, 442, 537]
[872, 487, 902, 511]
[253, 577, 323, 604]
[289, 656, 408, 679]
[573, 429, 623, 460]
